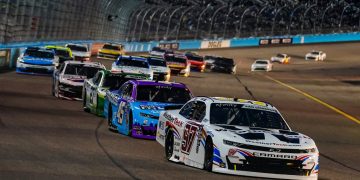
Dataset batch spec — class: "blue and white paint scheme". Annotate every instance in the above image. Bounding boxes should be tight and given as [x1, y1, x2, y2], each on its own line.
[111, 55, 153, 80]
[16, 47, 57, 75]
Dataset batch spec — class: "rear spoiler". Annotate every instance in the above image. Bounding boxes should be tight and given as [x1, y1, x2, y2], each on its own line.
[164, 105, 183, 111]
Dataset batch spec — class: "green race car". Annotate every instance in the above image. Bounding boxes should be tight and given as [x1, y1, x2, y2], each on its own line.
[82, 70, 148, 116]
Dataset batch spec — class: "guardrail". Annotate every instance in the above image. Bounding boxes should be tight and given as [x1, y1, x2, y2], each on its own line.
[123, 32, 360, 52]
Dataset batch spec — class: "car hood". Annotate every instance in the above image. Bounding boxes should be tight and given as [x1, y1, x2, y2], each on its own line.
[209, 125, 316, 149]
[150, 66, 169, 73]
[22, 56, 53, 65]
[112, 65, 151, 75]
[99, 49, 121, 55]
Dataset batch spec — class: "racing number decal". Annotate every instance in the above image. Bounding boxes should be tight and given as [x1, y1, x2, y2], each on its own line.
[181, 123, 199, 154]
[117, 101, 126, 124]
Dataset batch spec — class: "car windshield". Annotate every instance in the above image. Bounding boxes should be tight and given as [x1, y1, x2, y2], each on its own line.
[116, 59, 149, 68]
[64, 64, 101, 78]
[24, 49, 54, 59]
[152, 47, 165, 53]
[165, 56, 187, 64]
[255, 61, 268, 64]
[215, 57, 234, 65]
[102, 74, 130, 90]
[311, 51, 320, 55]
[210, 103, 289, 130]
[187, 54, 204, 62]
[54, 49, 70, 57]
[148, 58, 167, 67]
[277, 54, 284, 58]
[103, 44, 121, 50]
[136, 85, 192, 104]
[67, 45, 87, 52]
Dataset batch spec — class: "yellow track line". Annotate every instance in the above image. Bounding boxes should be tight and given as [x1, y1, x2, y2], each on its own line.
[265, 75, 360, 125]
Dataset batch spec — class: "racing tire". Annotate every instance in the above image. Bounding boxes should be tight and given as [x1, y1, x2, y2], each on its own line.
[107, 104, 116, 131]
[83, 90, 90, 112]
[127, 110, 133, 136]
[165, 131, 174, 161]
[204, 137, 214, 172]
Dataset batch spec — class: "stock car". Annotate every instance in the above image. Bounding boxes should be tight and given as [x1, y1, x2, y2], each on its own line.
[97, 43, 125, 60]
[111, 55, 153, 80]
[204, 55, 237, 74]
[66, 44, 91, 61]
[156, 97, 319, 180]
[149, 47, 174, 57]
[251, 60, 273, 72]
[144, 56, 171, 81]
[185, 52, 206, 72]
[52, 61, 105, 100]
[83, 70, 148, 116]
[164, 53, 190, 77]
[305, 51, 326, 61]
[16, 47, 57, 75]
[104, 80, 193, 139]
[45, 46, 73, 67]
[271, 54, 290, 64]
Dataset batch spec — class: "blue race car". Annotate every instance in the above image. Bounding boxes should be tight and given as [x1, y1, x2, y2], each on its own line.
[16, 47, 56, 75]
[104, 80, 193, 139]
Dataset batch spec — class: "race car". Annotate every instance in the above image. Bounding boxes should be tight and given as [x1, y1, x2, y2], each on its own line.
[164, 53, 190, 77]
[104, 80, 193, 139]
[16, 47, 57, 75]
[251, 60, 273, 72]
[204, 55, 237, 74]
[271, 54, 290, 64]
[144, 56, 171, 81]
[111, 55, 153, 80]
[149, 47, 174, 57]
[156, 97, 319, 180]
[45, 46, 73, 67]
[97, 43, 125, 60]
[83, 70, 148, 116]
[52, 61, 105, 100]
[305, 51, 326, 61]
[65, 44, 91, 61]
[185, 52, 206, 72]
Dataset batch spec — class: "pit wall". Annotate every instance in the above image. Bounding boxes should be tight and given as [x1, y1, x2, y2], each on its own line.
[123, 32, 360, 52]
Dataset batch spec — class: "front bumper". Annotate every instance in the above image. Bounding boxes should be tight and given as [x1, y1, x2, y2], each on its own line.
[206, 64, 233, 73]
[74, 56, 90, 61]
[58, 83, 83, 100]
[16, 62, 54, 75]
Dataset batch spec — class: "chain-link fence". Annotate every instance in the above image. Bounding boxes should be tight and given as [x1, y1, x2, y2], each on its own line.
[0, 0, 141, 44]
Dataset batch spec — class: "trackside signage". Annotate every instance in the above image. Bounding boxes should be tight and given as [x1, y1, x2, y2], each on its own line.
[200, 40, 230, 49]
[259, 38, 293, 46]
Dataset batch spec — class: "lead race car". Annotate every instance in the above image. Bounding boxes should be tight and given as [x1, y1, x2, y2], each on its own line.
[104, 80, 192, 139]
[156, 97, 319, 180]
[83, 70, 148, 116]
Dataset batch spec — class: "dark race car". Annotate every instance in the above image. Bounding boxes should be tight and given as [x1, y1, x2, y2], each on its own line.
[205, 56, 237, 74]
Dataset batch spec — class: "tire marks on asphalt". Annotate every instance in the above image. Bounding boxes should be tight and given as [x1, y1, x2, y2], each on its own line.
[235, 75, 257, 100]
[95, 120, 140, 180]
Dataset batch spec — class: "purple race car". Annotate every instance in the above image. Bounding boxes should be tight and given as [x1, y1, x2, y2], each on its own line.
[104, 80, 193, 139]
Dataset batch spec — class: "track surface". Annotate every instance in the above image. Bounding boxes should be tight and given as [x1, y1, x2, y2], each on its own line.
[0, 43, 359, 180]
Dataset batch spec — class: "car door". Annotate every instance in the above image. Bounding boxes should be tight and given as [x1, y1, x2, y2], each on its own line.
[116, 83, 133, 133]
[89, 72, 103, 108]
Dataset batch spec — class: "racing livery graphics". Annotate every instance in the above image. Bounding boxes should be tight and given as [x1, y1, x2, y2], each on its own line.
[144, 56, 171, 81]
[52, 61, 105, 100]
[156, 97, 319, 180]
[16, 47, 56, 75]
[66, 44, 91, 61]
[164, 53, 190, 77]
[83, 70, 148, 116]
[111, 55, 153, 80]
[185, 52, 206, 72]
[104, 80, 192, 139]
[98, 43, 125, 60]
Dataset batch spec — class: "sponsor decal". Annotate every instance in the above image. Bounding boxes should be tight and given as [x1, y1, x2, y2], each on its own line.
[245, 140, 302, 147]
[163, 112, 183, 127]
[259, 38, 293, 46]
[159, 43, 179, 50]
[253, 152, 297, 159]
[181, 123, 200, 154]
[242, 104, 277, 112]
[159, 121, 165, 130]
[200, 40, 230, 49]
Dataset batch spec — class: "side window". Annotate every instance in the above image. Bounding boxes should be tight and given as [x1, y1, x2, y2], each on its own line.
[122, 84, 133, 99]
[59, 63, 65, 73]
[179, 101, 195, 120]
[118, 83, 127, 97]
[193, 101, 206, 122]
[94, 73, 102, 86]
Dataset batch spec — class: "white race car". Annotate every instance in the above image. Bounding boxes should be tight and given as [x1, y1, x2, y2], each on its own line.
[156, 97, 319, 180]
[111, 55, 153, 80]
[66, 44, 91, 61]
[305, 51, 326, 61]
[149, 47, 173, 57]
[251, 60, 273, 72]
[271, 54, 290, 64]
[145, 56, 171, 81]
[52, 61, 105, 100]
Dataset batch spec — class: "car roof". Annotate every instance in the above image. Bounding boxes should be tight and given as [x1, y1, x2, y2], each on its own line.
[64, 60, 103, 67]
[118, 55, 147, 61]
[66, 43, 87, 47]
[129, 80, 187, 88]
[25, 47, 54, 53]
[45, 46, 70, 51]
[195, 96, 277, 109]
[255, 59, 269, 62]
[104, 43, 122, 47]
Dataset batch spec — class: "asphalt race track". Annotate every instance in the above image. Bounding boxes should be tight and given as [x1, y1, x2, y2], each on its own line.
[0, 43, 359, 180]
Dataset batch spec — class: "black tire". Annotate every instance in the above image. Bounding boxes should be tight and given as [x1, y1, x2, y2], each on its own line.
[127, 110, 133, 136]
[165, 131, 174, 160]
[204, 137, 214, 172]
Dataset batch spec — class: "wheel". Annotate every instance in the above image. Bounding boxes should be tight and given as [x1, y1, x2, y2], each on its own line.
[165, 131, 174, 160]
[83, 90, 90, 112]
[107, 104, 115, 131]
[204, 138, 214, 172]
[127, 110, 133, 136]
